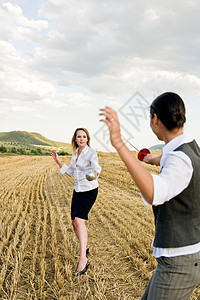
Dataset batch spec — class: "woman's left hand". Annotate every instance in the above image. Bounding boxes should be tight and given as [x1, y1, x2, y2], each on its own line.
[93, 170, 99, 179]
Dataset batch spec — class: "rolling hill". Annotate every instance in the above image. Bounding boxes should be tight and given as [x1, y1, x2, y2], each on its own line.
[0, 131, 71, 148]
[0, 130, 163, 155]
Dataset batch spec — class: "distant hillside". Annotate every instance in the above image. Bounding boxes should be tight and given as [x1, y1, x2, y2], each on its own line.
[0, 131, 71, 148]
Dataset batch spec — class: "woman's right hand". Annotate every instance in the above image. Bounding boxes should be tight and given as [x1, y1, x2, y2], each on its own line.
[51, 150, 64, 168]
[51, 150, 60, 164]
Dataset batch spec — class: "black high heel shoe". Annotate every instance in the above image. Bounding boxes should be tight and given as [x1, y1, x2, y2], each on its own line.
[74, 260, 90, 276]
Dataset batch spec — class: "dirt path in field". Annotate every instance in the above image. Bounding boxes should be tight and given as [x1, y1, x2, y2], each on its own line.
[0, 155, 199, 300]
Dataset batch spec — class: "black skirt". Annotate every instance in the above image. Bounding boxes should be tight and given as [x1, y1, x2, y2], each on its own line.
[71, 187, 98, 220]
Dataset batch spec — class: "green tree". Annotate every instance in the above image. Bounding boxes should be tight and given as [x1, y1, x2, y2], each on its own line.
[10, 147, 17, 153]
[58, 151, 70, 156]
[18, 148, 26, 155]
[36, 148, 42, 155]
[30, 149, 37, 154]
[0, 145, 7, 153]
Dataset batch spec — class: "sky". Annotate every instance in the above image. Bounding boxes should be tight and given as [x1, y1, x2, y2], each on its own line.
[1, 0, 200, 152]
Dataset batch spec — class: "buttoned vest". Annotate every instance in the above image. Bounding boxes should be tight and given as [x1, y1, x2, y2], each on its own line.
[153, 140, 200, 248]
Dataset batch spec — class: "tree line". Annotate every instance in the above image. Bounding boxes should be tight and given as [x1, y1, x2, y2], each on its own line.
[0, 145, 70, 156]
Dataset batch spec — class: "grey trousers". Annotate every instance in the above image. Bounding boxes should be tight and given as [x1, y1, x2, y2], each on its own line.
[141, 251, 200, 300]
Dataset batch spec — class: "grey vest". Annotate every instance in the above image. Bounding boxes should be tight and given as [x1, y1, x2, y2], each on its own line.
[153, 140, 200, 248]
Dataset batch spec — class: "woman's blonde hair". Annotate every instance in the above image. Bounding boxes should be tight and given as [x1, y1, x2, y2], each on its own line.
[71, 128, 91, 152]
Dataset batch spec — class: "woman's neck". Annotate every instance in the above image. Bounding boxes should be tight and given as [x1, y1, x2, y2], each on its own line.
[163, 127, 183, 144]
[78, 144, 86, 153]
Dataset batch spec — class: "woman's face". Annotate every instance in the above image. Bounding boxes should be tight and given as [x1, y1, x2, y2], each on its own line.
[75, 130, 88, 148]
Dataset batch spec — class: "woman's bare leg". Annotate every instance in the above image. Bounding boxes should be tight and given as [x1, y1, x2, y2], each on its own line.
[72, 217, 88, 271]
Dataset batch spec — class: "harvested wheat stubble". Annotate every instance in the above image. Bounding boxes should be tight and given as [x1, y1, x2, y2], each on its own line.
[0, 155, 199, 299]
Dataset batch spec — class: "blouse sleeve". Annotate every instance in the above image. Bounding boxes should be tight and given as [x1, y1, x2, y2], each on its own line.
[59, 157, 74, 177]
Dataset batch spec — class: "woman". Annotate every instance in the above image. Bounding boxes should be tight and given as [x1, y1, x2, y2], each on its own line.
[100, 92, 200, 299]
[51, 128, 101, 275]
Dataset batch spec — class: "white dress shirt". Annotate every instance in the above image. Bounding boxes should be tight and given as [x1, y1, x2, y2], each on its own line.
[142, 133, 200, 257]
[60, 145, 101, 192]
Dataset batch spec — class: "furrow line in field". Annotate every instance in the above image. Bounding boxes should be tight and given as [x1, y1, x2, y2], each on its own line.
[96, 185, 154, 249]
[0, 191, 17, 239]
[0, 173, 36, 255]
[0, 191, 23, 258]
[5, 166, 47, 299]
[0, 169, 33, 215]
[29, 171, 46, 291]
[0, 168, 42, 299]
[37, 165, 66, 299]
[7, 213, 32, 299]
[88, 208, 152, 299]
[31, 167, 56, 299]
[85, 208, 145, 299]
[94, 196, 156, 272]
[38, 170, 49, 298]
[0, 156, 31, 166]
[0, 171, 24, 188]
[98, 177, 153, 226]
[0, 156, 38, 187]
[19, 172, 53, 300]
[92, 188, 156, 266]
[45, 201, 68, 297]
[97, 193, 154, 239]
[0, 192, 29, 295]
[30, 165, 72, 299]
[45, 169, 75, 273]
[49, 173, 81, 259]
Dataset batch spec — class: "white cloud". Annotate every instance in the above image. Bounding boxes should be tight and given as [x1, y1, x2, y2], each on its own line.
[34, 0, 200, 97]
[145, 9, 160, 22]
[41, 93, 91, 108]
[3, 2, 48, 30]
[10, 106, 35, 113]
[1, 0, 200, 146]
[2, 0, 199, 98]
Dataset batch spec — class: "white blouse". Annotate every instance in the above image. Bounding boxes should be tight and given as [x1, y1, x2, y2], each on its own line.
[60, 145, 101, 192]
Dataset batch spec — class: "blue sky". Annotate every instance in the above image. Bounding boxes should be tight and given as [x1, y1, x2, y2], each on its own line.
[0, 0, 200, 151]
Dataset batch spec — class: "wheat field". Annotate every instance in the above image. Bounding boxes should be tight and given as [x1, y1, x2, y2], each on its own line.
[0, 154, 199, 300]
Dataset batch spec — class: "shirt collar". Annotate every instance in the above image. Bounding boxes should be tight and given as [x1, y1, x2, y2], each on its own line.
[162, 132, 193, 156]
[82, 144, 89, 154]
[76, 144, 89, 155]
[160, 132, 193, 167]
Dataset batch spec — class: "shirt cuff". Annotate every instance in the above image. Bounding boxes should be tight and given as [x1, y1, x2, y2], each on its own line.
[151, 173, 168, 206]
[141, 194, 151, 206]
[92, 165, 102, 174]
[141, 174, 168, 206]
[60, 164, 69, 175]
